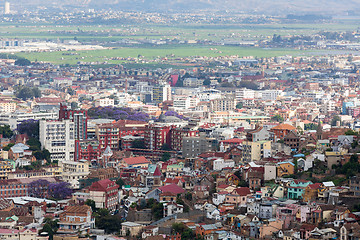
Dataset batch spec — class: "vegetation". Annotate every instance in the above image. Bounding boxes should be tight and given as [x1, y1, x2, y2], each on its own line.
[94, 208, 122, 234]
[40, 217, 59, 240]
[333, 154, 360, 178]
[172, 222, 204, 240]
[15, 86, 41, 100]
[0, 125, 13, 138]
[271, 114, 284, 122]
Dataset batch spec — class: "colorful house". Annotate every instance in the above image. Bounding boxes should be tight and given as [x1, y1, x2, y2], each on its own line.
[287, 180, 313, 199]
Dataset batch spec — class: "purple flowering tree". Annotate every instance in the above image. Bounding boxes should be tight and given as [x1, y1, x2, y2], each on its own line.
[27, 179, 50, 198]
[88, 106, 149, 122]
[17, 119, 39, 138]
[48, 182, 72, 200]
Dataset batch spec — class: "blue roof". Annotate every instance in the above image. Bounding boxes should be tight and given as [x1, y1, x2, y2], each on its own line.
[293, 154, 305, 157]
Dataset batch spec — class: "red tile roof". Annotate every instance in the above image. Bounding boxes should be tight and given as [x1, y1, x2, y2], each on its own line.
[123, 156, 150, 166]
[233, 187, 251, 196]
[158, 184, 184, 194]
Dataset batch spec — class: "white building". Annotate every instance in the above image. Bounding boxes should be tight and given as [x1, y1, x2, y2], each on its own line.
[95, 98, 115, 107]
[163, 202, 184, 217]
[236, 88, 255, 101]
[0, 101, 16, 113]
[59, 160, 90, 189]
[39, 119, 75, 162]
[0, 111, 58, 130]
[213, 158, 235, 171]
[173, 95, 199, 110]
[261, 90, 283, 101]
[197, 89, 221, 102]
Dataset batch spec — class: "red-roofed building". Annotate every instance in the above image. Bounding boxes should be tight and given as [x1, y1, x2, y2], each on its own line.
[270, 123, 297, 141]
[89, 179, 119, 211]
[120, 156, 150, 168]
[96, 120, 147, 150]
[226, 187, 251, 206]
[158, 184, 185, 195]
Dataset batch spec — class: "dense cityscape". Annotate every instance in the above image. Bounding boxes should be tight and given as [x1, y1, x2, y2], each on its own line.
[0, 1, 360, 240]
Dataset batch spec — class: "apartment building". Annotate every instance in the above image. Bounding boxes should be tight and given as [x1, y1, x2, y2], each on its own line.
[39, 119, 75, 162]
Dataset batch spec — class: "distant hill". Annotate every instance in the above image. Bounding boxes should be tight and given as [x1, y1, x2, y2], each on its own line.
[11, 0, 360, 14]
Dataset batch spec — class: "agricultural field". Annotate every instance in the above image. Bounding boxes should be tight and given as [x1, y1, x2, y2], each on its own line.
[2, 20, 360, 66]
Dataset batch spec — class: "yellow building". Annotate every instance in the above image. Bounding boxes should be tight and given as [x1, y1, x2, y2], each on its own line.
[276, 161, 295, 177]
[241, 140, 271, 162]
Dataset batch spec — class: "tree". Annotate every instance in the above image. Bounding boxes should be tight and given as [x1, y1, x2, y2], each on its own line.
[271, 114, 284, 123]
[47, 182, 72, 200]
[116, 178, 125, 189]
[85, 199, 96, 212]
[15, 86, 41, 100]
[236, 103, 243, 109]
[185, 192, 192, 201]
[27, 137, 41, 151]
[345, 130, 358, 136]
[331, 115, 341, 126]
[27, 179, 50, 198]
[151, 202, 164, 220]
[15, 58, 31, 66]
[3, 143, 14, 151]
[160, 143, 171, 151]
[0, 125, 13, 138]
[203, 79, 211, 86]
[161, 152, 171, 162]
[71, 102, 78, 110]
[131, 140, 145, 149]
[18, 120, 39, 139]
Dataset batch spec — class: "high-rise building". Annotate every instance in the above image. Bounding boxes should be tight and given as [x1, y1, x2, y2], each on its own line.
[39, 119, 75, 162]
[4, 2, 10, 14]
[153, 84, 171, 104]
[59, 104, 88, 140]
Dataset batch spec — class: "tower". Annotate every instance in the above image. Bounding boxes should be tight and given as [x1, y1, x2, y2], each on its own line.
[4, 2, 10, 14]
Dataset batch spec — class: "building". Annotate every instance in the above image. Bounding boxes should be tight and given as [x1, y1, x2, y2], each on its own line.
[75, 139, 101, 161]
[0, 101, 16, 113]
[4, 2, 10, 14]
[0, 111, 58, 130]
[59, 104, 88, 140]
[153, 84, 171, 103]
[96, 120, 147, 150]
[59, 160, 90, 189]
[58, 205, 95, 235]
[241, 140, 271, 162]
[89, 179, 119, 212]
[95, 98, 115, 107]
[144, 125, 172, 150]
[163, 202, 184, 217]
[210, 95, 236, 112]
[182, 133, 217, 158]
[121, 222, 144, 237]
[0, 179, 27, 198]
[270, 123, 297, 141]
[39, 119, 75, 162]
[350, 176, 360, 196]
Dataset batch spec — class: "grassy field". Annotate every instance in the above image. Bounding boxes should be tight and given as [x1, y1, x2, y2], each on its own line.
[2, 21, 360, 66]
[15, 46, 306, 65]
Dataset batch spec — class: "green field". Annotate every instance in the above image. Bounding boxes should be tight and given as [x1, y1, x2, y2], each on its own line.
[15, 46, 307, 65]
[2, 21, 360, 66]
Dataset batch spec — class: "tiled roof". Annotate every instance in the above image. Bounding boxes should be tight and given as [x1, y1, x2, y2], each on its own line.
[158, 184, 184, 194]
[271, 123, 296, 131]
[123, 156, 150, 166]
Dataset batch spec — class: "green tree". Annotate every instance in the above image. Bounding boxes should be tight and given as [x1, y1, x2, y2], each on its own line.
[85, 199, 96, 212]
[271, 114, 284, 122]
[236, 103, 243, 109]
[3, 143, 14, 151]
[161, 152, 171, 162]
[203, 79, 211, 86]
[116, 178, 125, 189]
[331, 115, 341, 126]
[0, 125, 13, 138]
[151, 202, 164, 220]
[15, 58, 31, 66]
[131, 140, 145, 149]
